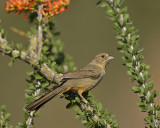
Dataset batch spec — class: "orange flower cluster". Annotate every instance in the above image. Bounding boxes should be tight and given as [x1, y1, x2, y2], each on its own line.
[5, 0, 35, 14]
[4, 0, 70, 18]
[41, 0, 70, 17]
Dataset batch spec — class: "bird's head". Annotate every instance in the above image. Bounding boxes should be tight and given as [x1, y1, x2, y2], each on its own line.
[90, 53, 114, 68]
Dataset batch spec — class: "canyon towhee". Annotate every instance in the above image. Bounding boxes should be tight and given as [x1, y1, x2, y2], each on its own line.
[26, 53, 114, 111]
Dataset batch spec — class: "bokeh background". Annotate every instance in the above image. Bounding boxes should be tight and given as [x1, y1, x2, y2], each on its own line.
[0, 0, 160, 127]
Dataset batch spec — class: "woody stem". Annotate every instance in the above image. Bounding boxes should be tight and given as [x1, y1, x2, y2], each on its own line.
[37, 4, 43, 57]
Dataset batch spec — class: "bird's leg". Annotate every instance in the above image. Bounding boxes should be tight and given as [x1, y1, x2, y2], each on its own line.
[78, 91, 88, 104]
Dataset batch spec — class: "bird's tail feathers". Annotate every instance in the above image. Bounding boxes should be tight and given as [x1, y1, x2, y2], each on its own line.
[26, 86, 66, 111]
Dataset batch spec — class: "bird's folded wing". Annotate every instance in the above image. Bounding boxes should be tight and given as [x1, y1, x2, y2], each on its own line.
[62, 65, 100, 80]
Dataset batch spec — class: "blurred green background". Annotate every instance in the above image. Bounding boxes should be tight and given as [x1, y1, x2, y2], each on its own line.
[0, 0, 160, 127]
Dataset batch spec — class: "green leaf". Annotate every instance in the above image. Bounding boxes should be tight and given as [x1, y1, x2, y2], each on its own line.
[40, 55, 47, 62]
[0, 28, 6, 38]
[99, 119, 106, 126]
[116, 35, 124, 41]
[75, 97, 81, 103]
[145, 117, 155, 128]
[106, 8, 114, 16]
[113, 0, 120, 8]
[25, 93, 33, 104]
[127, 70, 132, 76]
[76, 109, 84, 116]
[25, 89, 33, 93]
[81, 120, 88, 124]
[16, 44, 22, 51]
[132, 86, 140, 93]
[108, 118, 113, 124]
[140, 107, 147, 112]
[1, 105, 6, 112]
[97, 111, 102, 116]
[155, 104, 160, 111]
[145, 65, 150, 70]
[51, 62, 56, 68]
[42, 46, 49, 52]
[26, 71, 34, 76]
[42, 82, 49, 88]
[66, 102, 73, 109]
[117, 41, 124, 46]
[151, 90, 159, 99]
[5, 113, 11, 121]
[123, 14, 129, 25]
[114, 123, 119, 128]
[24, 111, 29, 119]
[126, 63, 132, 68]
[35, 75, 43, 79]
[8, 60, 14, 67]
[137, 102, 146, 107]
[148, 106, 154, 115]
[147, 81, 153, 91]
[120, 7, 128, 14]
[34, 111, 40, 116]
[59, 94, 64, 98]
[96, 0, 102, 6]
[18, 122, 23, 127]
[28, 83, 35, 90]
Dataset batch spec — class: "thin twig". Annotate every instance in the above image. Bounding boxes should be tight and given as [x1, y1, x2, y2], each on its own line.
[0, 111, 8, 128]
[37, 4, 43, 57]
[26, 81, 41, 128]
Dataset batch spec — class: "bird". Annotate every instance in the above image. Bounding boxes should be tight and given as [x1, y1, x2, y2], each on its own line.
[26, 53, 114, 111]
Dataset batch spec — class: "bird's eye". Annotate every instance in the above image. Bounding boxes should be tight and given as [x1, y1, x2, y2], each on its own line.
[101, 55, 105, 58]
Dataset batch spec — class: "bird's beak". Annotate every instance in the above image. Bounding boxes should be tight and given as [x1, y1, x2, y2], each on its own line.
[108, 56, 114, 60]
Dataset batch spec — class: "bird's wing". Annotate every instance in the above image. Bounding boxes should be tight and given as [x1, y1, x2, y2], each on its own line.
[62, 64, 100, 80]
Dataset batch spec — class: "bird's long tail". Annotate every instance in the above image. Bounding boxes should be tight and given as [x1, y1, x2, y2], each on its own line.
[26, 86, 67, 111]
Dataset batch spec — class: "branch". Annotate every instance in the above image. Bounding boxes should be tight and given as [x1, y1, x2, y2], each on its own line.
[100, 0, 160, 127]
[25, 81, 41, 128]
[37, 4, 44, 57]
[0, 34, 62, 83]
[65, 92, 118, 128]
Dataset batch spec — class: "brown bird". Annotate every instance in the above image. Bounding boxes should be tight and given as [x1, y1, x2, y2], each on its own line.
[26, 53, 114, 111]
